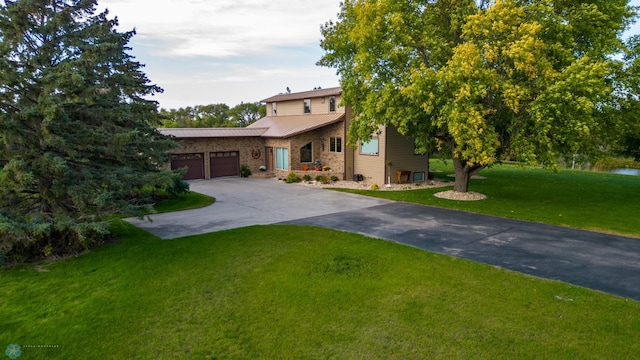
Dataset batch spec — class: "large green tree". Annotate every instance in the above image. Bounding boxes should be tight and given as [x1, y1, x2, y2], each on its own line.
[319, 0, 636, 192]
[160, 104, 230, 128]
[0, 0, 181, 262]
[160, 102, 265, 128]
[229, 101, 266, 127]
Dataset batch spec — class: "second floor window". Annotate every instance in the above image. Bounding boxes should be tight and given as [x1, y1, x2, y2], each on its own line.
[272, 102, 277, 115]
[303, 99, 311, 114]
[329, 96, 336, 112]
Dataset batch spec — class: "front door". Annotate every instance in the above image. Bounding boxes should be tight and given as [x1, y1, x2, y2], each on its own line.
[266, 147, 274, 170]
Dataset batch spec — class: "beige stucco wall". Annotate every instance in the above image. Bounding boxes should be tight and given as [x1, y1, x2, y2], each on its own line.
[385, 126, 430, 183]
[352, 125, 429, 185]
[266, 95, 345, 117]
[170, 137, 265, 179]
[353, 126, 387, 185]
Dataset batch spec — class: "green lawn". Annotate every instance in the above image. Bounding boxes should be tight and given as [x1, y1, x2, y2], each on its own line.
[1, 223, 638, 359]
[336, 162, 640, 237]
[152, 191, 215, 213]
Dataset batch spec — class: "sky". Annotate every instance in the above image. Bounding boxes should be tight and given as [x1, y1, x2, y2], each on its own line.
[96, 0, 640, 111]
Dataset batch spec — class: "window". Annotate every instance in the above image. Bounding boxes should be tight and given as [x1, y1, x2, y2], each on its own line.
[272, 102, 277, 115]
[360, 138, 379, 155]
[413, 172, 425, 182]
[303, 99, 311, 114]
[300, 142, 312, 163]
[330, 137, 342, 153]
[276, 147, 289, 170]
[329, 96, 336, 112]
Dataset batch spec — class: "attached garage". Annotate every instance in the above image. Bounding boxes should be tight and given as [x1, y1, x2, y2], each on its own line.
[171, 153, 204, 180]
[210, 151, 239, 178]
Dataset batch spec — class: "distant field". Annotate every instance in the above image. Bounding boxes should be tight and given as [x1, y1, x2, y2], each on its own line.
[335, 162, 640, 237]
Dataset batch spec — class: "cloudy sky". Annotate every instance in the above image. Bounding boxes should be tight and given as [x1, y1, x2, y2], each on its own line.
[97, 0, 640, 110]
[97, 0, 342, 110]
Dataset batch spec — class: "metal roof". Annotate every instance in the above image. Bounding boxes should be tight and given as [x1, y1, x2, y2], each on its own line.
[260, 86, 342, 103]
[158, 127, 268, 138]
[246, 113, 345, 138]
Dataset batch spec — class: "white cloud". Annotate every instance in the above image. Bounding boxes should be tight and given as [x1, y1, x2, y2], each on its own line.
[99, 0, 341, 57]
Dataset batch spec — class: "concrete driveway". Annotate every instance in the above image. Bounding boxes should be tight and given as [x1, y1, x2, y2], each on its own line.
[126, 177, 392, 239]
[127, 177, 640, 300]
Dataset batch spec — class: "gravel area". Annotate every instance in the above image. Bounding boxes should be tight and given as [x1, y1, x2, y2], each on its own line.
[293, 178, 487, 201]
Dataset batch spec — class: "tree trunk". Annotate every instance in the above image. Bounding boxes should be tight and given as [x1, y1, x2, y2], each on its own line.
[453, 157, 470, 193]
[452, 157, 486, 193]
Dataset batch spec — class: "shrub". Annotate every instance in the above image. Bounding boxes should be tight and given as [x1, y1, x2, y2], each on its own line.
[240, 165, 252, 178]
[315, 175, 324, 182]
[285, 172, 301, 183]
[303, 174, 312, 181]
[370, 182, 379, 190]
[330, 175, 339, 182]
[320, 176, 332, 184]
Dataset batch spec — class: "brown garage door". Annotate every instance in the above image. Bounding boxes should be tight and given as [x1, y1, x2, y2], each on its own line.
[210, 151, 239, 177]
[171, 153, 204, 180]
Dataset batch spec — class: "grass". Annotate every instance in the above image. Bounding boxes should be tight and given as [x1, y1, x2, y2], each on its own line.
[1, 223, 638, 359]
[152, 191, 215, 213]
[335, 161, 640, 237]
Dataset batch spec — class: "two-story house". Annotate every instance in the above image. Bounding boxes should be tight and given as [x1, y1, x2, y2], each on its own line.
[160, 87, 430, 185]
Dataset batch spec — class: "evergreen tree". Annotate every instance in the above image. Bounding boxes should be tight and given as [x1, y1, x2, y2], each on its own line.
[0, 0, 181, 262]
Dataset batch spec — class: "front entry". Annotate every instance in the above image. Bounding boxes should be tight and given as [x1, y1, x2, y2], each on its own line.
[266, 147, 274, 170]
[210, 151, 239, 178]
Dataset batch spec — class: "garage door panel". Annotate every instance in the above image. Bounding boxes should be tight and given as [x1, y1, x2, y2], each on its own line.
[171, 153, 204, 180]
[210, 152, 239, 177]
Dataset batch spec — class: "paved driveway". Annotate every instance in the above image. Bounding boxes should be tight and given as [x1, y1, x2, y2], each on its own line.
[127, 177, 640, 300]
[126, 177, 392, 239]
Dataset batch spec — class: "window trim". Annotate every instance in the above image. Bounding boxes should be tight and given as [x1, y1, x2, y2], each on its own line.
[329, 96, 336, 112]
[359, 137, 379, 155]
[329, 137, 342, 153]
[275, 147, 289, 170]
[303, 99, 311, 114]
[272, 102, 277, 116]
[300, 142, 313, 163]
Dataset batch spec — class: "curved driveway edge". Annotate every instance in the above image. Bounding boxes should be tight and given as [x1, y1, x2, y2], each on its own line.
[125, 177, 392, 239]
[126, 177, 640, 301]
[284, 202, 640, 301]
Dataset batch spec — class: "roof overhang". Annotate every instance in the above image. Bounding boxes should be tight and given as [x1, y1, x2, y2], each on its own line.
[247, 113, 345, 138]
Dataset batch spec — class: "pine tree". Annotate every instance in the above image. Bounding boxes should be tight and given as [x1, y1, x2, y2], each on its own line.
[0, 0, 181, 262]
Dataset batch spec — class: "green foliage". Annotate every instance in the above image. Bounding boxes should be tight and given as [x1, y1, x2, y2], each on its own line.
[3, 224, 638, 358]
[315, 175, 324, 182]
[160, 104, 231, 128]
[229, 102, 266, 127]
[160, 102, 265, 128]
[0, 0, 179, 262]
[240, 164, 252, 178]
[592, 157, 640, 171]
[330, 175, 339, 182]
[319, 0, 637, 192]
[370, 182, 379, 190]
[285, 172, 301, 183]
[303, 174, 312, 181]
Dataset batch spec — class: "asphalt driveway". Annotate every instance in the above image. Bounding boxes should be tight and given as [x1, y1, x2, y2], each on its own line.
[127, 177, 640, 300]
